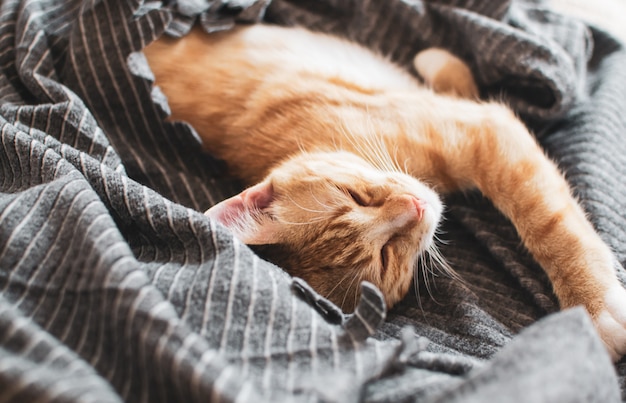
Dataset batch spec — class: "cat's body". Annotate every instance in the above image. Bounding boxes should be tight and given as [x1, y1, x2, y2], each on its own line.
[144, 24, 626, 360]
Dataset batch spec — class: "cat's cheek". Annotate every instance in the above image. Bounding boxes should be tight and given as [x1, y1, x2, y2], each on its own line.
[595, 284, 626, 361]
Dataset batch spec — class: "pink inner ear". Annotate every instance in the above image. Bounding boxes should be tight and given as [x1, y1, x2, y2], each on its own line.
[204, 181, 274, 228]
[241, 181, 274, 211]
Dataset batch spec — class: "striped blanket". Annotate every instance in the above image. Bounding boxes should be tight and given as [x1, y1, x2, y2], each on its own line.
[1, 0, 625, 401]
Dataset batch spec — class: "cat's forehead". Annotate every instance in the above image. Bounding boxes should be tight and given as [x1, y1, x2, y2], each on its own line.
[299, 151, 367, 167]
[287, 151, 390, 181]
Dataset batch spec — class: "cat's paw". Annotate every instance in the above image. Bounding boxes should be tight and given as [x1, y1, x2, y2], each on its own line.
[594, 284, 626, 361]
[413, 48, 479, 99]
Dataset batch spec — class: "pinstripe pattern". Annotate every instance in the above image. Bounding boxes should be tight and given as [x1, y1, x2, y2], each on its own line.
[0, 0, 624, 401]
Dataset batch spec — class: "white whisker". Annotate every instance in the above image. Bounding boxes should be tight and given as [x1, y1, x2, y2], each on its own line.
[427, 241, 464, 284]
[327, 268, 356, 299]
[308, 182, 340, 211]
[279, 217, 328, 226]
[413, 258, 429, 321]
[341, 271, 363, 311]
[285, 193, 330, 214]
[402, 158, 412, 175]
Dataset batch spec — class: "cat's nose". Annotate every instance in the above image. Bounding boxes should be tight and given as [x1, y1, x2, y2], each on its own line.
[410, 196, 426, 220]
[400, 195, 426, 220]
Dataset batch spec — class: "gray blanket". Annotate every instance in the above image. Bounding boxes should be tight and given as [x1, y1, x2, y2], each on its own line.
[1, 0, 625, 401]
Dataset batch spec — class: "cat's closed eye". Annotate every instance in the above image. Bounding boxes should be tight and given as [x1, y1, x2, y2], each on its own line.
[380, 242, 392, 272]
[348, 188, 370, 206]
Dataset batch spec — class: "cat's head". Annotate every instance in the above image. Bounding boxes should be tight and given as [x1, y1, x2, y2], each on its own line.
[205, 151, 444, 312]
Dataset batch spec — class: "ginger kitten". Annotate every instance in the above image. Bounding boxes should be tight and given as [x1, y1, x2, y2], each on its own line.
[143, 24, 626, 360]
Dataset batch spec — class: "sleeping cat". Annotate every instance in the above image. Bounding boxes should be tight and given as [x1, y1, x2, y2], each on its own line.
[143, 24, 626, 360]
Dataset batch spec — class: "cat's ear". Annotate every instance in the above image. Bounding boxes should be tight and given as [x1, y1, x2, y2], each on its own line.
[204, 181, 283, 245]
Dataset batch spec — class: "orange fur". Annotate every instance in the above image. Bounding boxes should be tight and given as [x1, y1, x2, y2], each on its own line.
[144, 24, 626, 359]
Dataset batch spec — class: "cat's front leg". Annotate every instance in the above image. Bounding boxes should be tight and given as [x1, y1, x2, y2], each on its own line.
[484, 106, 626, 360]
[417, 101, 626, 360]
